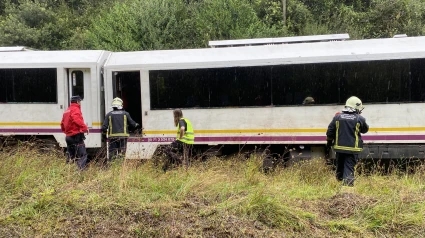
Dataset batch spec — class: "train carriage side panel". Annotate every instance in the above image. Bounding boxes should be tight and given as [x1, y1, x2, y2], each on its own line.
[104, 36, 425, 159]
[0, 50, 111, 150]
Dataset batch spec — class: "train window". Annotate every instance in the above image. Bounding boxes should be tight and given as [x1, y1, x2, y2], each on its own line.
[272, 60, 414, 105]
[0, 68, 57, 103]
[0, 70, 6, 102]
[150, 67, 272, 109]
[71, 70, 84, 99]
[271, 63, 341, 105]
[409, 59, 425, 102]
[149, 59, 425, 109]
[339, 60, 411, 103]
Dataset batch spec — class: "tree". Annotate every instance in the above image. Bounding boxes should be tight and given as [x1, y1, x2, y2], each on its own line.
[0, 0, 73, 49]
[86, 0, 198, 51]
[0, 0, 117, 49]
[86, 0, 282, 51]
[193, 0, 283, 46]
[365, 0, 425, 38]
[2, 0, 425, 50]
[282, 0, 286, 26]
[85, 2, 140, 51]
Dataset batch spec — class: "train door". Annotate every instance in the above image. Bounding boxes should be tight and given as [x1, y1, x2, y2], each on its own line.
[68, 69, 92, 127]
[112, 71, 142, 132]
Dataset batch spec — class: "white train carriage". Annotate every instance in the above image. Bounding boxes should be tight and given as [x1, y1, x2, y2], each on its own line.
[2, 35, 425, 160]
[0, 50, 110, 150]
[103, 36, 425, 160]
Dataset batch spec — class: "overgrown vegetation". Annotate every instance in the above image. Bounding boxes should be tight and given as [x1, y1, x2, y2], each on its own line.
[1, 0, 425, 51]
[1, 146, 424, 237]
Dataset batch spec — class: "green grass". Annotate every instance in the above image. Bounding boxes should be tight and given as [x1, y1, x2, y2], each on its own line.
[1, 146, 425, 237]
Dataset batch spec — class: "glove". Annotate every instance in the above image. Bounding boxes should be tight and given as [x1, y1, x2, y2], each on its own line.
[133, 124, 142, 134]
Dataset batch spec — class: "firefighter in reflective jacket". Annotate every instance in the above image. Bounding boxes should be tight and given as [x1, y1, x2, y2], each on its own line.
[326, 96, 369, 186]
[163, 109, 195, 171]
[102, 97, 139, 161]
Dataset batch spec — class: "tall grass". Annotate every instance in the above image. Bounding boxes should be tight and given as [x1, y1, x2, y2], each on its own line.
[1, 145, 425, 237]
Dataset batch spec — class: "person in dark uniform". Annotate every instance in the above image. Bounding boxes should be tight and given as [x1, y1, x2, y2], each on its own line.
[326, 96, 369, 186]
[102, 97, 139, 161]
[61, 95, 89, 170]
[163, 109, 195, 171]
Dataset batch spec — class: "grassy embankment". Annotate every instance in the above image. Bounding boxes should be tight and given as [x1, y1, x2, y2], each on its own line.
[1, 144, 425, 237]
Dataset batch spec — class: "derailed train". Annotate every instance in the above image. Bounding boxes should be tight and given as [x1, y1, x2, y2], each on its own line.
[1, 34, 425, 160]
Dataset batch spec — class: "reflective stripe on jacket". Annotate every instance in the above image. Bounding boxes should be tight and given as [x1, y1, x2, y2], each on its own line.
[102, 110, 138, 138]
[176, 118, 195, 144]
[326, 112, 369, 154]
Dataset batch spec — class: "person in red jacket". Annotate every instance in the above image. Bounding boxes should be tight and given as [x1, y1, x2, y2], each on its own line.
[61, 96, 89, 170]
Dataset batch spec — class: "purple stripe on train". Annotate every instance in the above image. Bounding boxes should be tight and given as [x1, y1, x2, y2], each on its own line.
[0, 128, 102, 133]
[127, 135, 425, 143]
[2, 129, 425, 142]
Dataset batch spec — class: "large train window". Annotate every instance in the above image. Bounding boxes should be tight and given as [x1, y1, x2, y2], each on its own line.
[150, 67, 271, 109]
[149, 58, 425, 109]
[71, 70, 84, 99]
[272, 60, 413, 105]
[338, 60, 411, 103]
[0, 68, 57, 103]
[271, 63, 341, 105]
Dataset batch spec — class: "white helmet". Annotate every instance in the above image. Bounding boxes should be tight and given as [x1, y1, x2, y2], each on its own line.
[112, 97, 123, 109]
[302, 96, 315, 105]
[345, 96, 364, 112]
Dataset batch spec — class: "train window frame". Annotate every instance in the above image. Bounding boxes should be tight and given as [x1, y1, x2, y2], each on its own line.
[148, 58, 425, 110]
[71, 70, 84, 100]
[0, 68, 58, 104]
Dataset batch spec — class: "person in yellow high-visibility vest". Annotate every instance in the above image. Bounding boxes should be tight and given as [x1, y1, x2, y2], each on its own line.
[163, 109, 194, 171]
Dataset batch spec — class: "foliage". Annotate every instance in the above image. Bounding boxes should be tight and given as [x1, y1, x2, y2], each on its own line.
[251, 0, 285, 28]
[0, 0, 68, 49]
[84, 2, 140, 51]
[1, 0, 425, 50]
[0, 0, 115, 49]
[192, 0, 283, 47]
[85, 0, 282, 51]
[86, 0, 202, 51]
[366, 0, 425, 38]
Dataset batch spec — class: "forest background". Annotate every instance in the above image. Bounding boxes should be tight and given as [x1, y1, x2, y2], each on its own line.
[2, 1, 425, 236]
[1, 0, 425, 51]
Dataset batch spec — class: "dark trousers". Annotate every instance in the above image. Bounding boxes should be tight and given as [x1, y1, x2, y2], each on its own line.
[108, 137, 127, 161]
[336, 152, 359, 186]
[163, 140, 192, 171]
[65, 133, 88, 170]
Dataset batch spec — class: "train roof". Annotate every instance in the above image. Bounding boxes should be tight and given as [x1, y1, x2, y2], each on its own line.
[105, 36, 425, 70]
[0, 50, 108, 68]
[0, 46, 32, 52]
[208, 33, 350, 47]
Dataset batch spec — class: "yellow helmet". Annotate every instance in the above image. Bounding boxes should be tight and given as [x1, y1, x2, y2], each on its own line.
[345, 96, 364, 112]
[112, 97, 123, 109]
